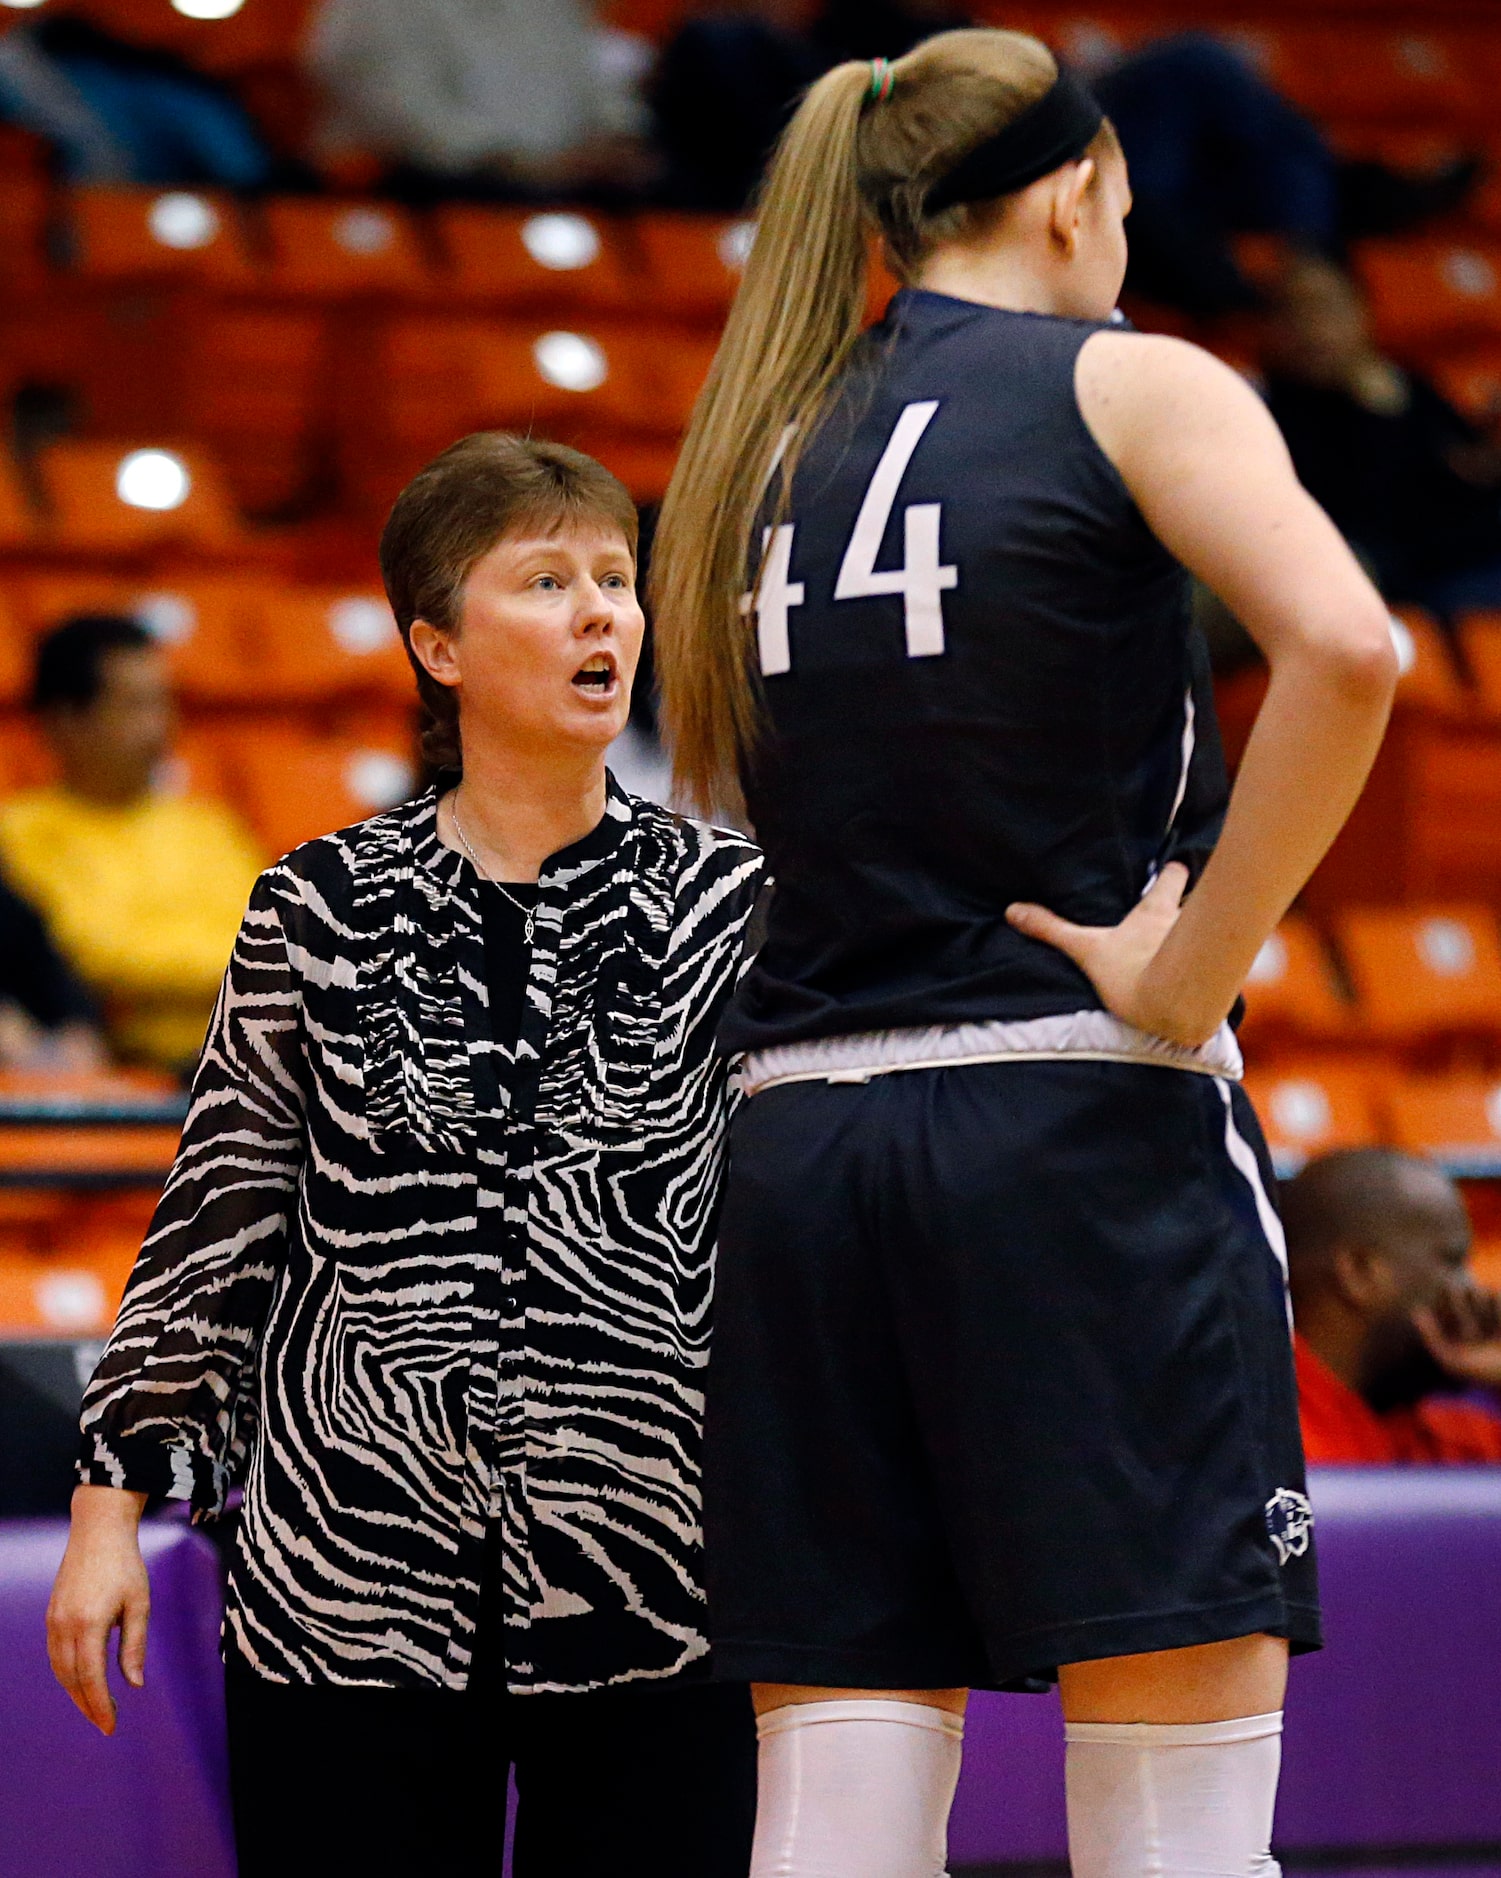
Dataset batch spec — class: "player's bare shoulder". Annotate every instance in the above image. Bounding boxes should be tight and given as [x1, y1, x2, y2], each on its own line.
[1076, 328, 1273, 472]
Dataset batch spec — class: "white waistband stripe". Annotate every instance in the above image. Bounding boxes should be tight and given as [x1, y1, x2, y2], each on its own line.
[737, 1010, 1243, 1098]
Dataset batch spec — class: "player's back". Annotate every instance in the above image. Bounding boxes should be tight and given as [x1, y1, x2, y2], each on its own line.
[727, 286, 1226, 1055]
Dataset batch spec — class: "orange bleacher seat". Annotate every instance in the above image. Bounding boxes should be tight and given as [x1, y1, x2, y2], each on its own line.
[76, 0, 313, 72]
[67, 187, 258, 287]
[1468, 164, 1501, 243]
[254, 586, 412, 705]
[1002, 9, 1165, 69]
[1403, 728, 1501, 904]
[0, 590, 31, 707]
[607, 0, 693, 34]
[0, 1250, 117, 1335]
[1337, 905, 1501, 1047]
[435, 206, 638, 313]
[261, 198, 433, 298]
[1429, 350, 1501, 428]
[635, 214, 755, 323]
[1238, 915, 1351, 1046]
[1386, 1071, 1501, 1174]
[1356, 240, 1501, 356]
[175, 306, 331, 513]
[468, 324, 665, 433]
[1232, 26, 1485, 130]
[0, 453, 38, 552]
[358, 317, 676, 470]
[37, 441, 248, 556]
[1241, 1059, 1386, 1174]
[230, 729, 417, 859]
[17, 573, 265, 704]
[1389, 608, 1469, 717]
[1474, 1240, 1501, 1291]
[1459, 613, 1501, 720]
[586, 437, 683, 507]
[0, 715, 52, 793]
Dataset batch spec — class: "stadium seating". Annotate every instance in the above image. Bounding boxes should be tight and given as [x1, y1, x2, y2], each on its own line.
[1403, 729, 1501, 904]
[634, 214, 755, 323]
[15, 573, 266, 704]
[65, 188, 258, 289]
[1386, 1071, 1501, 1173]
[260, 199, 435, 300]
[1241, 1058, 1388, 1172]
[35, 441, 248, 557]
[4, 0, 1501, 1354]
[1238, 914, 1354, 1048]
[229, 726, 417, 858]
[1389, 608, 1471, 717]
[1356, 240, 1501, 355]
[435, 207, 640, 313]
[1336, 905, 1501, 1048]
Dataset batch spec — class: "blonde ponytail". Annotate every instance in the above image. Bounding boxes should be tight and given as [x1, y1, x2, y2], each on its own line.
[652, 59, 873, 816]
[652, 29, 1066, 815]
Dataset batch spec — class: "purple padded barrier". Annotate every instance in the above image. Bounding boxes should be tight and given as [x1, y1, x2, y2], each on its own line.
[0, 1517, 234, 1878]
[949, 1467, 1501, 1868]
[6, 1469, 1499, 1875]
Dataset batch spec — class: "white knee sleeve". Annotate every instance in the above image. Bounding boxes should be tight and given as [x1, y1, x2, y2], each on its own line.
[749, 1699, 965, 1878]
[1065, 1712, 1284, 1878]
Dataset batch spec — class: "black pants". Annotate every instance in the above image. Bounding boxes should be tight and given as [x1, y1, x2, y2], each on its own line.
[225, 1650, 757, 1877]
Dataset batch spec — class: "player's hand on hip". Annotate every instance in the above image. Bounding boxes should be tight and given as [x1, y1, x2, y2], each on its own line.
[1007, 863, 1219, 1048]
[46, 1485, 151, 1735]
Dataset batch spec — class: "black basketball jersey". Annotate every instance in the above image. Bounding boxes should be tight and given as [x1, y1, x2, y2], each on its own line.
[722, 286, 1230, 1055]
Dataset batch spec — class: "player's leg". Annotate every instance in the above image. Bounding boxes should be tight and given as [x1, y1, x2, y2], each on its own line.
[1060, 1635, 1288, 1878]
[704, 1081, 988, 1878]
[887, 1061, 1318, 1878]
[749, 1684, 967, 1878]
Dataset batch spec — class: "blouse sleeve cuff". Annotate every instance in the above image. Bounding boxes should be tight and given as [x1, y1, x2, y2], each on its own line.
[76, 1431, 227, 1512]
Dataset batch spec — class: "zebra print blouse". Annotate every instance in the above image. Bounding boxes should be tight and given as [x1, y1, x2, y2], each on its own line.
[78, 782, 764, 1694]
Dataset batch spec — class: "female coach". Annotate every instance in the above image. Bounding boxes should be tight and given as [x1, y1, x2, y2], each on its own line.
[46, 433, 763, 1878]
[651, 28, 1398, 1878]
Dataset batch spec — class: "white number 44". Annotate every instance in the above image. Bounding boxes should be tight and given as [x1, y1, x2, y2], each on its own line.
[744, 400, 958, 677]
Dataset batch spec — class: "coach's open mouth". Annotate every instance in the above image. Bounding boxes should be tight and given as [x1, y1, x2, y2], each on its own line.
[572, 651, 620, 699]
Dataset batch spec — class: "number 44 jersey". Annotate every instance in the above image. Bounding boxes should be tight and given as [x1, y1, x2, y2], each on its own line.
[724, 286, 1232, 1056]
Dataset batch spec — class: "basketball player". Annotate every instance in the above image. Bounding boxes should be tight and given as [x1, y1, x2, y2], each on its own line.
[650, 29, 1398, 1878]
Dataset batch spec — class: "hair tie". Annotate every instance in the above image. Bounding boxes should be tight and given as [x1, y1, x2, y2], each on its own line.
[868, 57, 895, 103]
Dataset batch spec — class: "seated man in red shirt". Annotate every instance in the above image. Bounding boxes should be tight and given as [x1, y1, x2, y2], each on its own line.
[1282, 1147, 1501, 1464]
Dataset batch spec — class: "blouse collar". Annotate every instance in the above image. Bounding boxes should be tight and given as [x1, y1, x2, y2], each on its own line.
[407, 772, 633, 892]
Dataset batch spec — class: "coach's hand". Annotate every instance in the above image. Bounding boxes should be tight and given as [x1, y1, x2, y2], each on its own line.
[1006, 864, 1221, 1048]
[47, 1485, 151, 1735]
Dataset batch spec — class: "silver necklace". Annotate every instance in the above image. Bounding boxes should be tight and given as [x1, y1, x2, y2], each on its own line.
[451, 797, 536, 944]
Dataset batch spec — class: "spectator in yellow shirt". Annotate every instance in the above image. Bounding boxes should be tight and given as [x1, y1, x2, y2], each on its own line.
[0, 615, 262, 1075]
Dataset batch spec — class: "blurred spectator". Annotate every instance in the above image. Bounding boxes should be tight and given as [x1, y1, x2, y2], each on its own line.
[0, 616, 261, 1078]
[1263, 254, 1501, 617]
[652, 2, 974, 212]
[1094, 35, 1478, 320]
[810, 0, 973, 62]
[307, 0, 656, 200]
[651, 3, 826, 211]
[1284, 1148, 1501, 1464]
[0, 870, 105, 1072]
[0, 15, 273, 187]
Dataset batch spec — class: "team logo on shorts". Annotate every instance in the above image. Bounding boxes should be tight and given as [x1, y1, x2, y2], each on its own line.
[1264, 1488, 1314, 1565]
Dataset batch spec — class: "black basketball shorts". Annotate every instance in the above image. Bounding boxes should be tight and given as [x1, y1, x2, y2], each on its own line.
[704, 1059, 1321, 1691]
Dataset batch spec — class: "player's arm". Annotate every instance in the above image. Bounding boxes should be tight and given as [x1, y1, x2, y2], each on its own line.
[1008, 331, 1398, 1048]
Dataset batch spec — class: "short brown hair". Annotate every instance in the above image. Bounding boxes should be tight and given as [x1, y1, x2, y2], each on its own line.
[379, 432, 639, 774]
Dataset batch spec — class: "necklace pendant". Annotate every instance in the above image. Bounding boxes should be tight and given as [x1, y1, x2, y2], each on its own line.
[524, 912, 535, 945]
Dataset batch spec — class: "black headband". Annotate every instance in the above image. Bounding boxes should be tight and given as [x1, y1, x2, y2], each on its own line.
[924, 68, 1105, 214]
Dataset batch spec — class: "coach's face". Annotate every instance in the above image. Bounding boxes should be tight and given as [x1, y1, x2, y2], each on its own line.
[413, 521, 643, 755]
